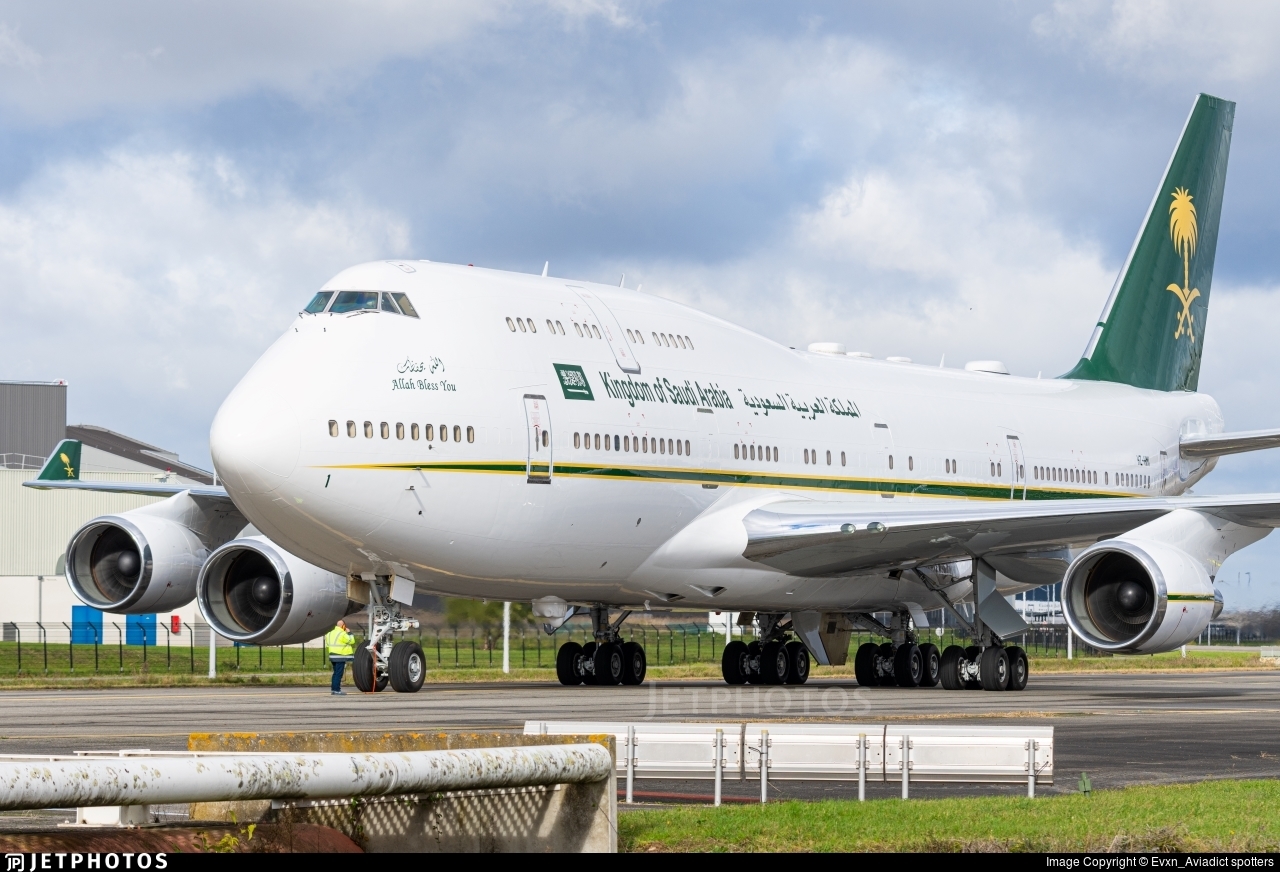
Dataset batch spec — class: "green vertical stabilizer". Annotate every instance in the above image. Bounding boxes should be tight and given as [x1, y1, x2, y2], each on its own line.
[37, 439, 82, 481]
[1063, 93, 1234, 392]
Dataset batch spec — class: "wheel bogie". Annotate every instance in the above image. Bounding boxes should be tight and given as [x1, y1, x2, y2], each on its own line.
[893, 643, 923, 687]
[594, 642, 625, 686]
[761, 641, 789, 685]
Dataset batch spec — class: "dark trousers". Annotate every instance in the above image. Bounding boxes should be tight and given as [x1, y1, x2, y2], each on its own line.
[331, 657, 352, 692]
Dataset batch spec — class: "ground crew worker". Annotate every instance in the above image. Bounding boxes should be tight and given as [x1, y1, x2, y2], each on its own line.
[325, 619, 356, 695]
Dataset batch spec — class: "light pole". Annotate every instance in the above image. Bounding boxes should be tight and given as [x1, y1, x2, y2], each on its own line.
[502, 602, 511, 674]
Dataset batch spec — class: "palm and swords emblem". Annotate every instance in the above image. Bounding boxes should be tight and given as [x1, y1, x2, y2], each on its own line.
[1166, 186, 1200, 342]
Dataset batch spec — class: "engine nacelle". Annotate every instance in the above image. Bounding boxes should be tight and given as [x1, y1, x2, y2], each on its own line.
[198, 535, 349, 646]
[1063, 538, 1216, 654]
[66, 512, 208, 614]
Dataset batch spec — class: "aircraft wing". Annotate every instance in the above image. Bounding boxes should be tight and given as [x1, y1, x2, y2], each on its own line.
[1180, 428, 1280, 459]
[23, 478, 235, 505]
[742, 494, 1280, 577]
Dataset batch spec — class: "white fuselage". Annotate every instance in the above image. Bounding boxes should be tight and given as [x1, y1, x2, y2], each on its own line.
[209, 261, 1223, 613]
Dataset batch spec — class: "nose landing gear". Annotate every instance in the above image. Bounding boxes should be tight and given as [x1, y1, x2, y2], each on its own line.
[350, 575, 423, 693]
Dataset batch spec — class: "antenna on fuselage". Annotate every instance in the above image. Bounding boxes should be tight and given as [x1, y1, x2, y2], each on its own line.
[619, 274, 625, 287]
[541, 262, 549, 277]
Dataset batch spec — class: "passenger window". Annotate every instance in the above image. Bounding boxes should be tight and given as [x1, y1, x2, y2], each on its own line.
[518, 318, 526, 333]
[574, 433, 581, 449]
[453, 425, 462, 442]
[396, 422, 404, 439]
[527, 318, 536, 334]
[624, 435, 630, 451]
[411, 423, 419, 440]
[574, 322, 583, 337]
[841, 451, 846, 466]
[676, 335, 686, 349]
[908, 456, 913, 471]
[391, 293, 419, 318]
[425, 424, 434, 441]
[613, 435, 619, 451]
[328, 420, 338, 437]
[734, 444, 740, 459]
[381, 293, 400, 314]
[364, 421, 373, 438]
[651, 331, 660, 344]
[889, 455, 894, 470]
[676, 440, 682, 456]
[556, 321, 564, 334]
[467, 426, 475, 443]
[542, 429, 549, 448]
[507, 317, 516, 332]
[547, 319, 555, 333]
[687, 441, 692, 456]
[347, 421, 356, 438]
[594, 434, 601, 450]
[626, 329, 634, 342]
[591, 325, 601, 340]
[305, 291, 334, 313]
[380, 422, 389, 439]
[685, 336, 694, 350]
[440, 425, 448, 442]
[827, 450, 832, 466]
[331, 291, 380, 313]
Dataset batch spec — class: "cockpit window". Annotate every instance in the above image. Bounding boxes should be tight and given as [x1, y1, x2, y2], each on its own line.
[330, 291, 380, 313]
[391, 293, 419, 318]
[304, 291, 333, 313]
[380, 293, 400, 314]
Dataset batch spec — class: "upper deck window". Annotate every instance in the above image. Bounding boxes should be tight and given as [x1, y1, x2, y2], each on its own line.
[305, 292, 333, 313]
[330, 291, 379, 313]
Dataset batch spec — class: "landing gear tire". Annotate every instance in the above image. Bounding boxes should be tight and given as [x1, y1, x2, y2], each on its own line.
[979, 646, 1010, 691]
[388, 641, 426, 693]
[721, 640, 749, 685]
[964, 645, 983, 690]
[621, 641, 647, 686]
[580, 642, 598, 685]
[894, 643, 923, 687]
[744, 641, 764, 685]
[918, 643, 941, 688]
[556, 641, 583, 686]
[785, 640, 810, 685]
[939, 645, 964, 690]
[761, 641, 789, 685]
[854, 642, 879, 687]
[594, 642, 624, 686]
[353, 640, 388, 693]
[1005, 645, 1028, 691]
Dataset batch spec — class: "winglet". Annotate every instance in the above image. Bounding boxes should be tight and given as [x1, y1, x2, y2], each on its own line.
[36, 439, 82, 481]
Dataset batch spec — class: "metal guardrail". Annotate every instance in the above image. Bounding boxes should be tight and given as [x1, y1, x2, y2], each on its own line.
[526, 721, 1052, 802]
[0, 745, 613, 819]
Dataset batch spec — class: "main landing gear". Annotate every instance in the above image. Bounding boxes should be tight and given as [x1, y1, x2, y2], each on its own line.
[556, 605, 648, 686]
[851, 609, 1028, 692]
[720, 613, 811, 686]
[351, 577, 426, 694]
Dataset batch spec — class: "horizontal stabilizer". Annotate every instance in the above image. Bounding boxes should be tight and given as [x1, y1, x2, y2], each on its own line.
[1180, 428, 1280, 459]
[23, 478, 233, 503]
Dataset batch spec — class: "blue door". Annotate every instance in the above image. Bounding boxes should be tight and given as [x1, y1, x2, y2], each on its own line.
[126, 613, 156, 646]
[71, 605, 103, 644]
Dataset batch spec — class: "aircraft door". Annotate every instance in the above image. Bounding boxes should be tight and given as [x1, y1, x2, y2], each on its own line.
[1006, 435, 1026, 500]
[524, 394, 553, 483]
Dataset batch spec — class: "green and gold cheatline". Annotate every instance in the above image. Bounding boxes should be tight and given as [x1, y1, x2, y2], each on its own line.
[320, 460, 1127, 503]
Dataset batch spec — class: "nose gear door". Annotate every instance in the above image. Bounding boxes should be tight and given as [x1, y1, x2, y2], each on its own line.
[524, 394, 552, 483]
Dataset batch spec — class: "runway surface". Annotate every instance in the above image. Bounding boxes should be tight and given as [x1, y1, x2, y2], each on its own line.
[2, 671, 1279, 800]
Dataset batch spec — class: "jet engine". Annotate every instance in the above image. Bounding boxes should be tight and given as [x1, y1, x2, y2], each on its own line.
[1062, 538, 1216, 654]
[66, 513, 208, 614]
[198, 535, 349, 646]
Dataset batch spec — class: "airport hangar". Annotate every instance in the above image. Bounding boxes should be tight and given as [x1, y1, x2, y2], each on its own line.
[0, 379, 216, 645]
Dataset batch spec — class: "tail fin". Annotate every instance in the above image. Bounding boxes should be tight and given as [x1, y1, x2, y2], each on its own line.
[37, 439, 81, 481]
[1064, 93, 1234, 392]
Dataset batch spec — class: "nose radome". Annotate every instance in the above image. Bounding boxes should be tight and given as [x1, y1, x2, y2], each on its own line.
[211, 372, 300, 496]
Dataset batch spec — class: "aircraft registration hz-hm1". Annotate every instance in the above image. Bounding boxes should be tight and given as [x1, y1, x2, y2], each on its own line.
[31, 93, 1280, 692]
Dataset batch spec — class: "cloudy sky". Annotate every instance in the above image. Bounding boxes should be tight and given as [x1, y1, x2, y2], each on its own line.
[3, 1, 1280, 606]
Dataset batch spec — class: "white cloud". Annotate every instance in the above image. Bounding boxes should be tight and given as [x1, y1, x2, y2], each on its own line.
[1033, 0, 1280, 84]
[0, 149, 409, 464]
[0, 1, 636, 121]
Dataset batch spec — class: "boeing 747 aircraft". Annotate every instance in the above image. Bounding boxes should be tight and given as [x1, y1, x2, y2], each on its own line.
[31, 93, 1280, 693]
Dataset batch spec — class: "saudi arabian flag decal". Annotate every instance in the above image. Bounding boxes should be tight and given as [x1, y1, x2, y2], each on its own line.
[554, 363, 595, 400]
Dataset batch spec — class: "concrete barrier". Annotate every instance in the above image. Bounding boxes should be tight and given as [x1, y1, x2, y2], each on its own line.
[188, 731, 617, 853]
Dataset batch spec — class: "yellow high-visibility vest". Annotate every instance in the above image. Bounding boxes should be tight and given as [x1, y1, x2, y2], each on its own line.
[325, 626, 356, 657]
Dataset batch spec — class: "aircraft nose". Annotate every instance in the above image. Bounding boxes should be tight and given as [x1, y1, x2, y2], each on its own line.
[210, 366, 300, 496]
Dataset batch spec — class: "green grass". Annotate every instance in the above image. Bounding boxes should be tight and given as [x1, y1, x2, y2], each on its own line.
[619, 779, 1280, 852]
